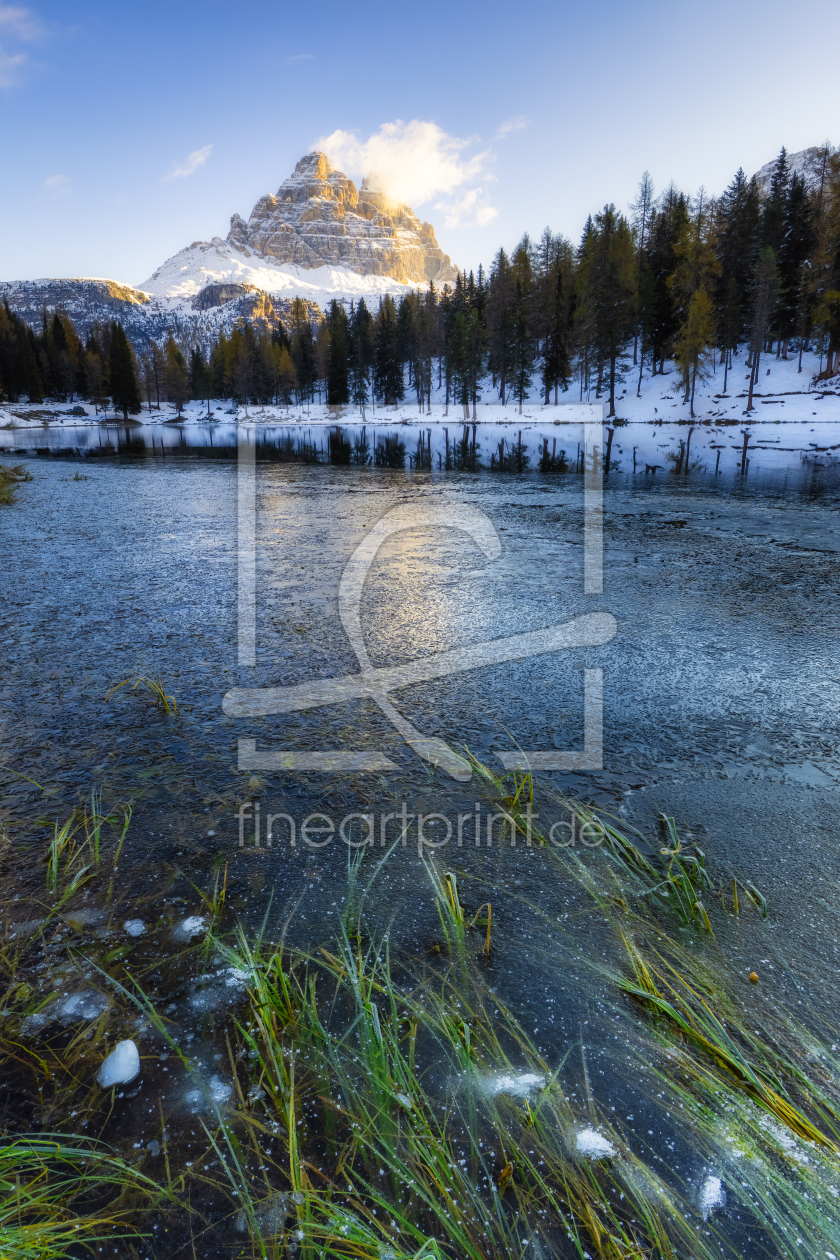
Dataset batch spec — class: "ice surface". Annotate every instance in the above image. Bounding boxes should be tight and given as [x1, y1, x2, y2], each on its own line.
[97, 1039, 140, 1087]
[124, 919, 145, 937]
[699, 1174, 726, 1219]
[575, 1128, 616, 1159]
[64, 907, 105, 929]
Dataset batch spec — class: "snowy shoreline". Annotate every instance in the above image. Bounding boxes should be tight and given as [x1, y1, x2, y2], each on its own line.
[3, 348, 838, 476]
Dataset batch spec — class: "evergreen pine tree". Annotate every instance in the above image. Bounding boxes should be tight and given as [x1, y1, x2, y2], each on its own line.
[714, 168, 762, 347]
[326, 300, 350, 405]
[108, 322, 141, 420]
[775, 173, 814, 354]
[373, 295, 403, 406]
[349, 298, 374, 414]
[164, 336, 190, 415]
[510, 279, 534, 413]
[643, 187, 690, 375]
[576, 205, 636, 415]
[762, 148, 791, 255]
[542, 264, 571, 403]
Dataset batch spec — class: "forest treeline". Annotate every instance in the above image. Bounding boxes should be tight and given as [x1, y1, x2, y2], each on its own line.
[2, 147, 839, 420]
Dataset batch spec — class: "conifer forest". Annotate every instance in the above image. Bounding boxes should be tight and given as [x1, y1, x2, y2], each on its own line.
[3, 148, 839, 420]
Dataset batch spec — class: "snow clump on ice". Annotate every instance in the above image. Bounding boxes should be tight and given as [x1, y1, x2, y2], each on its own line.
[481, 1072, 545, 1099]
[97, 1039, 141, 1087]
[174, 915, 206, 941]
[699, 1174, 726, 1219]
[575, 1128, 616, 1160]
[124, 919, 145, 937]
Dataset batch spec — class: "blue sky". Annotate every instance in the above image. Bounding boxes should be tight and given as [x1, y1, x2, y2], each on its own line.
[1, 0, 837, 284]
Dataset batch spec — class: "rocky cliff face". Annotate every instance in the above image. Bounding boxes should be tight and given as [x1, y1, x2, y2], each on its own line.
[226, 152, 458, 285]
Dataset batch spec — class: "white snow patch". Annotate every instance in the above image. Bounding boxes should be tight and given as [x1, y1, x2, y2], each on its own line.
[219, 966, 250, 987]
[174, 915, 206, 942]
[574, 1128, 616, 1160]
[699, 1174, 726, 1220]
[481, 1071, 545, 1099]
[97, 1039, 140, 1087]
[124, 919, 145, 937]
[138, 237, 418, 307]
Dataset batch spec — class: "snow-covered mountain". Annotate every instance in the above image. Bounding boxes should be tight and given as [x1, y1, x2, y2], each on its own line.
[751, 145, 833, 197]
[138, 235, 421, 308]
[1, 152, 459, 348]
[139, 151, 458, 305]
[0, 276, 322, 350]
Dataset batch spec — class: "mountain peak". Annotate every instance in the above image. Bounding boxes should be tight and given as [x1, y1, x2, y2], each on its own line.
[293, 151, 334, 180]
[225, 152, 457, 286]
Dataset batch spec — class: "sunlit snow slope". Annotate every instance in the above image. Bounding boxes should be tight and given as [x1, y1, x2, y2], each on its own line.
[139, 238, 419, 307]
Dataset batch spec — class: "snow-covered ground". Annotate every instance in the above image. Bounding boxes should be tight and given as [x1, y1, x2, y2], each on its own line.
[3, 348, 838, 477]
[138, 237, 419, 307]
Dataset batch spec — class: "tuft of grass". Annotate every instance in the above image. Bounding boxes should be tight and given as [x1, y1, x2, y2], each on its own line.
[0, 463, 32, 505]
[464, 753, 840, 1253]
[105, 673, 177, 714]
[0, 1135, 169, 1259]
[208, 877, 720, 1260]
[44, 790, 133, 905]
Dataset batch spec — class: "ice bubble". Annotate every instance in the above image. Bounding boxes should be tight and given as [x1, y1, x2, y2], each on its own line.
[174, 915, 206, 942]
[97, 1039, 140, 1087]
[575, 1128, 616, 1160]
[699, 1174, 726, 1220]
[60, 990, 109, 1023]
[209, 1075, 232, 1103]
[124, 919, 145, 937]
[482, 1072, 546, 1099]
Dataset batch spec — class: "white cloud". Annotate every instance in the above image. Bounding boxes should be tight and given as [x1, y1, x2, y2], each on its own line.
[163, 144, 213, 181]
[316, 118, 498, 229]
[0, 4, 42, 89]
[0, 4, 40, 39]
[436, 188, 499, 230]
[287, 52, 312, 61]
[317, 119, 489, 208]
[44, 172, 68, 195]
[495, 115, 530, 140]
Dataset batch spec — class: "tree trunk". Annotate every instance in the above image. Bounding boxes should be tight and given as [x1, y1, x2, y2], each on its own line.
[747, 348, 760, 411]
